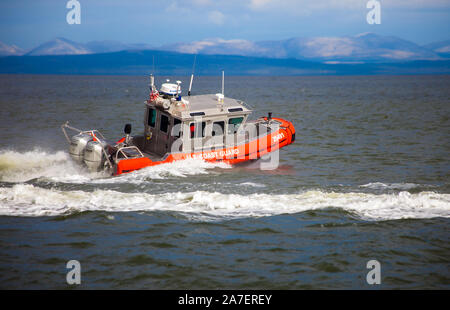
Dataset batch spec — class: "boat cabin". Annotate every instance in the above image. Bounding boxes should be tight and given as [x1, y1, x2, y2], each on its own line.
[141, 93, 252, 157]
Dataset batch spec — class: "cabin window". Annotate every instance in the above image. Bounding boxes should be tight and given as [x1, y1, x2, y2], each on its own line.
[160, 114, 169, 133]
[212, 121, 225, 136]
[190, 122, 206, 138]
[190, 112, 205, 116]
[147, 108, 156, 127]
[172, 118, 182, 138]
[228, 117, 244, 134]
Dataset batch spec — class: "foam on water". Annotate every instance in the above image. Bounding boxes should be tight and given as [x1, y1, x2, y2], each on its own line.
[0, 149, 231, 184]
[1, 149, 449, 221]
[0, 184, 449, 220]
[239, 182, 266, 188]
[0, 149, 97, 183]
[92, 157, 231, 184]
[360, 182, 426, 190]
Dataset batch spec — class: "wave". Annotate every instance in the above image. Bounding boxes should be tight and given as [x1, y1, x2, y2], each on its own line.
[0, 149, 96, 183]
[0, 184, 449, 220]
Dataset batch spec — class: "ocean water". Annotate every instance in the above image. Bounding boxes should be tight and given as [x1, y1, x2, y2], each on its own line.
[0, 74, 449, 289]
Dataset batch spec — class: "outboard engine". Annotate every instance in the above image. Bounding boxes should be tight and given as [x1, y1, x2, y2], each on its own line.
[83, 140, 107, 172]
[69, 133, 93, 163]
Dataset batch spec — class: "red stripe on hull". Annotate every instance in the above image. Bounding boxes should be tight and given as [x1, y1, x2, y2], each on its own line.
[115, 117, 295, 175]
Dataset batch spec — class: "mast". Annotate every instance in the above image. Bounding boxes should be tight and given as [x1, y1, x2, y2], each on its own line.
[188, 54, 196, 96]
[222, 70, 224, 96]
[188, 74, 194, 96]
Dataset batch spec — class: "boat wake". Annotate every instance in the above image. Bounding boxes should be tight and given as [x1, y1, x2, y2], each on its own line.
[0, 183, 449, 221]
[0, 149, 96, 183]
[359, 182, 429, 190]
[92, 157, 231, 184]
[0, 149, 449, 221]
[0, 149, 231, 184]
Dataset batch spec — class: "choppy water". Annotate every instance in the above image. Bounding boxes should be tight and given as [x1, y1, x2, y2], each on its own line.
[0, 74, 449, 289]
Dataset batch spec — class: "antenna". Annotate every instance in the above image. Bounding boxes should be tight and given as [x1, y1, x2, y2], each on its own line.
[221, 70, 224, 96]
[188, 55, 196, 96]
[150, 55, 156, 93]
[188, 74, 194, 96]
[150, 74, 155, 92]
[152, 55, 155, 74]
[176, 80, 182, 100]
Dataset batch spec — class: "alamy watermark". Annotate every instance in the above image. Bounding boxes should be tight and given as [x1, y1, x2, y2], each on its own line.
[66, 260, 81, 285]
[366, 259, 381, 285]
[167, 115, 282, 170]
[64, 259, 381, 286]
[366, 0, 381, 25]
[66, 0, 81, 25]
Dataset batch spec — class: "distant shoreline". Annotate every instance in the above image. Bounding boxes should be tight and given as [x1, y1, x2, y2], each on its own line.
[1, 50, 449, 76]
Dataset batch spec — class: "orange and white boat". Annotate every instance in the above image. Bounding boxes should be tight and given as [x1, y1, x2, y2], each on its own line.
[62, 73, 295, 176]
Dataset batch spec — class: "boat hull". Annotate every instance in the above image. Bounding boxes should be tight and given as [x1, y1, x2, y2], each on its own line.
[115, 117, 295, 175]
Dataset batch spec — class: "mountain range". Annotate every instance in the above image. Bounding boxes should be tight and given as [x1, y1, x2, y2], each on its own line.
[0, 41, 25, 57]
[1, 33, 449, 63]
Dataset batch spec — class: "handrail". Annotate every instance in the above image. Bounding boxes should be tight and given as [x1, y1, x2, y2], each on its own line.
[114, 146, 145, 162]
[61, 121, 113, 170]
[61, 121, 106, 143]
[237, 100, 253, 111]
[61, 121, 80, 143]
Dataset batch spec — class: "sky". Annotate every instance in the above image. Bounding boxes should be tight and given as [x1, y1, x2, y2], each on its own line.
[0, 0, 449, 49]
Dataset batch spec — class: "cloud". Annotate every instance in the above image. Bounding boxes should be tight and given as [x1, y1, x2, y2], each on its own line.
[249, 0, 363, 11]
[247, 0, 450, 11]
[249, 0, 272, 9]
[387, 0, 450, 8]
[165, 1, 192, 14]
[166, 0, 450, 22]
[247, 0, 366, 17]
[208, 10, 225, 25]
[192, 0, 212, 5]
